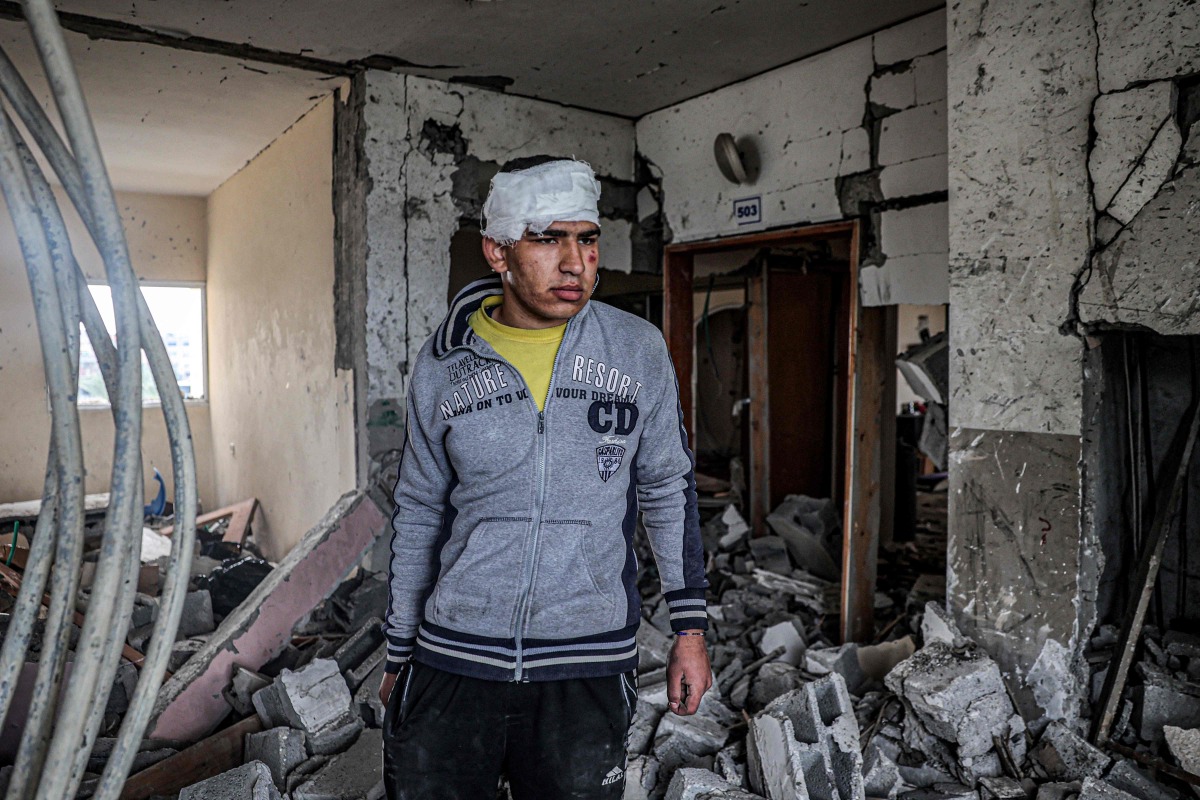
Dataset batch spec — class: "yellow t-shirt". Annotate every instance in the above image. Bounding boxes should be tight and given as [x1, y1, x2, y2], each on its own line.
[468, 296, 565, 412]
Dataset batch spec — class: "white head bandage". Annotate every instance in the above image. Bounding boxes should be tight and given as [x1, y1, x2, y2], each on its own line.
[481, 159, 601, 245]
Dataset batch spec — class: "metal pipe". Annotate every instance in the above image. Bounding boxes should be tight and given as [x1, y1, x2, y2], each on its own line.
[0, 74, 199, 799]
[19, 1, 144, 794]
[0, 100, 86, 800]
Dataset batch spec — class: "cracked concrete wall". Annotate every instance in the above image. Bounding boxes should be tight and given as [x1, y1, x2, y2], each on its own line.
[948, 0, 1199, 730]
[362, 73, 636, 456]
[635, 10, 949, 308]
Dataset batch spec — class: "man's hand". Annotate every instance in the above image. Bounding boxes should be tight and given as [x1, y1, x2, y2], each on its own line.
[666, 633, 711, 715]
[379, 671, 398, 707]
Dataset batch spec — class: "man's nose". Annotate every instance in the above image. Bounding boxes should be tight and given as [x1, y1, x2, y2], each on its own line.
[560, 240, 585, 274]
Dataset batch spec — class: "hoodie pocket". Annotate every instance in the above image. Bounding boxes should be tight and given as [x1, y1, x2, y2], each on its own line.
[432, 517, 530, 631]
[525, 520, 624, 637]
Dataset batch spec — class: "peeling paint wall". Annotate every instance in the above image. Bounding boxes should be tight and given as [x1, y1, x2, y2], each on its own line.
[362, 73, 636, 456]
[0, 188, 217, 507]
[635, 10, 949, 307]
[947, 0, 1199, 730]
[207, 96, 357, 559]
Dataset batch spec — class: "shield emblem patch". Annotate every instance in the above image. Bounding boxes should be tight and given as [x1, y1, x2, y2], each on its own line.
[596, 444, 626, 482]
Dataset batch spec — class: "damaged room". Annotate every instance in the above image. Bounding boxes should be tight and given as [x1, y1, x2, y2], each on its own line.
[0, 1, 1196, 799]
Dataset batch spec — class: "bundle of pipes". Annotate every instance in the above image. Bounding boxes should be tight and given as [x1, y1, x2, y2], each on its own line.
[0, 1, 197, 798]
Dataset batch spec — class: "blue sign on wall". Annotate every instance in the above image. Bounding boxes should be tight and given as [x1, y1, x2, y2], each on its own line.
[733, 195, 761, 226]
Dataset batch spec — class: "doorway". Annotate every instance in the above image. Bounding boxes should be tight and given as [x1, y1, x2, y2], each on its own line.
[663, 220, 895, 643]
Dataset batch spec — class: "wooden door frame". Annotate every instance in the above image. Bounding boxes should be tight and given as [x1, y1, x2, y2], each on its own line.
[662, 219, 893, 643]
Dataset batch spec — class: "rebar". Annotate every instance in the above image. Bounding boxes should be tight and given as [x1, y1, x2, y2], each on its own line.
[0, 0, 198, 796]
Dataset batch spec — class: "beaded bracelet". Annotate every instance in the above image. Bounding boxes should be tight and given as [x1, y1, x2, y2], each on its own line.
[675, 631, 706, 637]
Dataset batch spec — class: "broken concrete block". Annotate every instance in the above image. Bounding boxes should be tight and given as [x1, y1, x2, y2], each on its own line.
[748, 662, 804, 710]
[1036, 783, 1083, 800]
[858, 637, 916, 684]
[275, 659, 362, 755]
[885, 641, 1024, 779]
[286, 755, 329, 794]
[624, 755, 659, 800]
[1164, 726, 1200, 788]
[292, 728, 384, 800]
[178, 760, 281, 800]
[346, 642, 386, 693]
[151, 492, 387, 741]
[747, 673, 863, 800]
[666, 768, 759, 800]
[1133, 666, 1200, 744]
[805, 644, 867, 694]
[245, 728, 307, 789]
[1030, 721, 1110, 782]
[654, 709, 730, 769]
[862, 741, 903, 799]
[178, 589, 216, 639]
[1090, 83, 1176, 211]
[332, 617, 384, 675]
[717, 505, 750, 550]
[714, 741, 747, 790]
[224, 665, 271, 717]
[921, 602, 966, 648]
[760, 620, 806, 667]
[978, 776, 1028, 800]
[1079, 777, 1140, 800]
[352, 658, 386, 727]
[765, 512, 838, 582]
[1104, 759, 1179, 800]
[252, 681, 289, 729]
[749, 536, 791, 575]
[628, 699, 664, 755]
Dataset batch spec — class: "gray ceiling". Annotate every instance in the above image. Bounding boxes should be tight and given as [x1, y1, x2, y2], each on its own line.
[50, 0, 944, 117]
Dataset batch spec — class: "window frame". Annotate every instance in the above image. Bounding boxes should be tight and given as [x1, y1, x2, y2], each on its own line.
[77, 279, 209, 409]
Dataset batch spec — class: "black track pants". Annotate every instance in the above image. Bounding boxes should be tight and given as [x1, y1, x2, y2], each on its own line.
[383, 662, 636, 800]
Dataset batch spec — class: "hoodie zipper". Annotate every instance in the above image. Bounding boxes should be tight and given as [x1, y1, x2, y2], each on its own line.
[512, 317, 572, 681]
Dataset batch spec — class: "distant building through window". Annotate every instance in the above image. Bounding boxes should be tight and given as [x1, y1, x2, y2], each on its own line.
[78, 283, 206, 406]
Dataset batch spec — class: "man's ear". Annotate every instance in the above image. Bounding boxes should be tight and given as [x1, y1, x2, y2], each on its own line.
[482, 237, 510, 273]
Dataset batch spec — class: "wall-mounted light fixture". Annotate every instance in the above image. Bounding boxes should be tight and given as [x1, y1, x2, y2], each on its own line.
[714, 133, 759, 185]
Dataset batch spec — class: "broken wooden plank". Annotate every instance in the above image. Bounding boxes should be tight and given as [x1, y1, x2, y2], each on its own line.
[159, 497, 258, 546]
[119, 715, 262, 800]
[149, 490, 386, 741]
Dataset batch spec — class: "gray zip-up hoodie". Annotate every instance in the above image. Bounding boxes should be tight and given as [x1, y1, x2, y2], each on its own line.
[384, 276, 708, 682]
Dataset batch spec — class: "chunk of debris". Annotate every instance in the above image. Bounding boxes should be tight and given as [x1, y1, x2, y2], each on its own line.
[747, 673, 863, 800]
[759, 620, 806, 667]
[1164, 726, 1200, 788]
[804, 644, 867, 694]
[332, 618, 385, 675]
[639, 618, 674, 673]
[178, 760, 280, 800]
[748, 536, 791, 576]
[169, 639, 206, 672]
[245, 728, 307, 789]
[885, 640, 1026, 784]
[224, 665, 271, 717]
[1104, 759, 1179, 800]
[177, 589, 215, 639]
[666, 767, 760, 800]
[862, 742, 903, 800]
[1133, 665, 1200, 744]
[352, 658, 387, 727]
[717, 505, 751, 550]
[978, 776, 1029, 800]
[150, 491, 388, 741]
[291, 728, 384, 800]
[1029, 721, 1111, 782]
[921, 601, 966, 648]
[1079, 777, 1140, 800]
[275, 659, 362, 755]
[625, 755, 660, 800]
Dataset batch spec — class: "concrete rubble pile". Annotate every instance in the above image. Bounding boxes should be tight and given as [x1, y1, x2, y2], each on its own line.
[1086, 624, 1200, 789]
[624, 502, 1190, 800]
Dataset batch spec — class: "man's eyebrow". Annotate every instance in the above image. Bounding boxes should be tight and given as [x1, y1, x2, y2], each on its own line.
[531, 227, 602, 239]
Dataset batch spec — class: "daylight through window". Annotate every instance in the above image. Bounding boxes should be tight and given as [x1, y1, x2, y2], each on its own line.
[78, 284, 206, 406]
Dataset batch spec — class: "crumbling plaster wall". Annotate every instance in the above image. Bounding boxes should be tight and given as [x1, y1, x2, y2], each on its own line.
[362, 73, 637, 457]
[0, 188, 217, 507]
[207, 96, 356, 559]
[947, 0, 1200, 729]
[635, 10, 949, 308]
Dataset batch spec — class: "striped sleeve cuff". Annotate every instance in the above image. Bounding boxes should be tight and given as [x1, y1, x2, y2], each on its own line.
[384, 633, 415, 674]
[664, 588, 709, 632]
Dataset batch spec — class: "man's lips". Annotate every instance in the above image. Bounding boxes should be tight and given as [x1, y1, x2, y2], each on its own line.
[551, 286, 584, 301]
